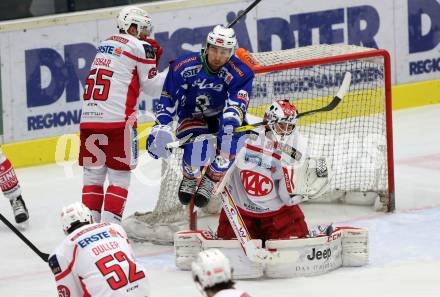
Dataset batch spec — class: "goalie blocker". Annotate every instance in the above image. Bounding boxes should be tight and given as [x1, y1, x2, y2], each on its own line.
[174, 227, 368, 279]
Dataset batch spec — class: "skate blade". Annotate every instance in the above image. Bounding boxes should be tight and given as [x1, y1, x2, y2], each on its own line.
[16, 220, 29, 231]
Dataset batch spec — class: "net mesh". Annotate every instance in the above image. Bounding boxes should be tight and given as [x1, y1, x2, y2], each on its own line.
[123, 44, 391, 244]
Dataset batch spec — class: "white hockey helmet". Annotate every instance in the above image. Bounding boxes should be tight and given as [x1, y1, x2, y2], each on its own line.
[206, 25, 237, 57]
[117, 6, 153, 38]
[264, 99, 298, 137]
[191, 249, 232, 291]
[61, 202, 92, 234]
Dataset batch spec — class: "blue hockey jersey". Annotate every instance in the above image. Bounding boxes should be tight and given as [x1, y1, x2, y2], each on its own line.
[155, 51, 254, 127]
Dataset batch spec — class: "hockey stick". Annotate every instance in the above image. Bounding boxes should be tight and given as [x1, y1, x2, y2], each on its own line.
[218, 184, 299, 264]
[227, 0, 263, 28]
[0, 213, 49, 262]
[214, 161, 299, 264]
[185, 0, 264, 231]
[166, 71, 352, 149]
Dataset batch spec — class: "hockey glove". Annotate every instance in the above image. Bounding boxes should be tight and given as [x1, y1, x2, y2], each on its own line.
[146, 124, 174, 159]
[219, 107, 242, 136]
[144, 38, 163, 65]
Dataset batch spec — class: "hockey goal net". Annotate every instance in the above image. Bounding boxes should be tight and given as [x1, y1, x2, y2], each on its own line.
[123, 44, 394, 244]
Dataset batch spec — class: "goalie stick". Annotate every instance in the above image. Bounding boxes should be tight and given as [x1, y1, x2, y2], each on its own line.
[214, 162, 299, 264]
[219, 187, 298, 264]
[0, 213, 49, 262]
[166, 71, 352, 149]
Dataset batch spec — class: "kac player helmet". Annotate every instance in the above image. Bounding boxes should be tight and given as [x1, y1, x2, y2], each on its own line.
[206, 25, 237, 57]
[192, 249, 232, 291]
[117, 6, 153, 38]
[264, 99, 298, 137]
[61, 202, 92, 234]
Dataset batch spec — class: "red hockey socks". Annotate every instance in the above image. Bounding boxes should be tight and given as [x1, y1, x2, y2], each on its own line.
[102, 185, 128, 224]
[0, 158, 22, 200]
[82, 185, 104, 223]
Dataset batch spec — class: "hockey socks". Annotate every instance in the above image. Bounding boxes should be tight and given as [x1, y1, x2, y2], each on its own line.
[0, 158, 22, 200]
[82, 185, 104, 223]
[102, 185, 128, 224]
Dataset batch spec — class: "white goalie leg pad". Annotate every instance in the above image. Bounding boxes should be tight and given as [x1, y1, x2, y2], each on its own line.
[203, 238, 264, 279]
[174, 230, 264, 279]
[340, 227, 369, 266]
[293, 157, 332, 199]
[265, 230, 343, 278]
[174, 230, 208, 270]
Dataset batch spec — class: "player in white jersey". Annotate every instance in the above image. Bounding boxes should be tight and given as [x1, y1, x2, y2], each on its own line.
[217, 100, 310, 241]
[0, 148, 29, 226]
[192, 249, 251, 297]
[79, 6, 164, 224]
[49, 202, 150, 297]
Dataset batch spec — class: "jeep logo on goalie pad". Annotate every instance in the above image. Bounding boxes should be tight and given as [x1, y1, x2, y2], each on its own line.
[307, 247, 332, 261]
[240, 170, 273, 196]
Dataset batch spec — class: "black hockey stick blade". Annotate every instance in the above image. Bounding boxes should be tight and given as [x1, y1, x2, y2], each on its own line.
[296, 96, 341, 119]
[236, 71, 351, 131]
[0, 213, 49, 262]
[227, 0, 263, 28]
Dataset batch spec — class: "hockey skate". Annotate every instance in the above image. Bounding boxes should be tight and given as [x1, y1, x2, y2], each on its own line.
[178, 176, 198, 205]
[194, 175, 217, 208]
[10, 195, 29, 226]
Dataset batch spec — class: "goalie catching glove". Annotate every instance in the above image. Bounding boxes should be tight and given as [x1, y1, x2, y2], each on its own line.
[291, 157, 332, 201]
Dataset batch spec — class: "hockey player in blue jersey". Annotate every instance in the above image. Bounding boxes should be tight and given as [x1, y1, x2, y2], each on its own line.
[147, 25, 254, 208]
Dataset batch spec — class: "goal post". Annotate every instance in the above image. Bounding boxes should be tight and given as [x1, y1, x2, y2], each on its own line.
[123, 44, 394, 244]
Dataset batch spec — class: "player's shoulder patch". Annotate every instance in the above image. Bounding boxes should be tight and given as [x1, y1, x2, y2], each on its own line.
[48, 255, 62, 275]
[142, 43, 156, 60]
[228, 56, 253, 78]
[172, 52, 199, 72]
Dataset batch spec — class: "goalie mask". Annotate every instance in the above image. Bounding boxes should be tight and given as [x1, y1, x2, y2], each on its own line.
[205, 25, 238, 59]
[117, 6, 153, 38]
[61, 202, 92, 235]
[192, 249, 232, 293]
[264, 99, 298, 140]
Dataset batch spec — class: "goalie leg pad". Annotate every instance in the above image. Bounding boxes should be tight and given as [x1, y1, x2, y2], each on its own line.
[202, 238, 264, 279]
[174, 230, 206, 270]
[174, 230, 264, 279]
[265, 230, 343, 278]
[340, 227, 369, 266]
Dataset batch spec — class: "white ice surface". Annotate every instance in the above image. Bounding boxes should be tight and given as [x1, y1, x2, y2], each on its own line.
[1, 104, 440, 296]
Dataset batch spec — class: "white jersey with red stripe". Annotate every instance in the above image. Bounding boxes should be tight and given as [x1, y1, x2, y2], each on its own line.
[80, 33, 160, 129]
[49, 222, 149, 297]
[228, 127, 307, 217]
[214, 289, 252, 297]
